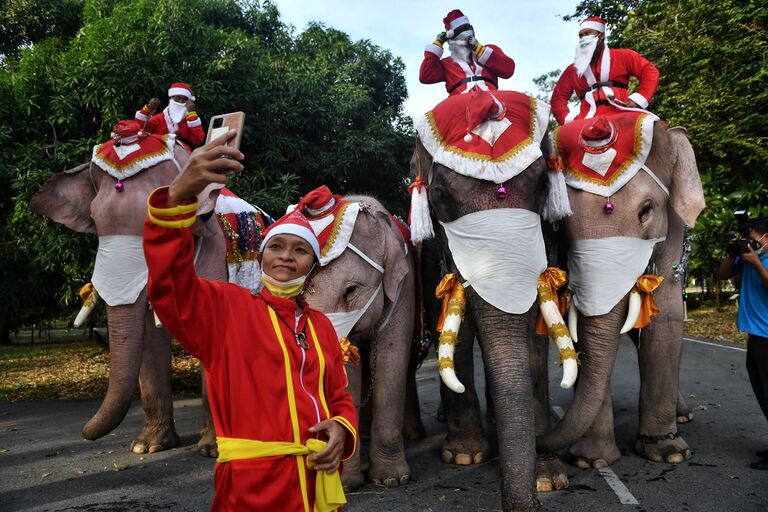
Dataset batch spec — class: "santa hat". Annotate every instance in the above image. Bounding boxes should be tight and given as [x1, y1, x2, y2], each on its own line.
[296, 185, 340, 218]
[110, 119, 145, 145]
[168, 82, 195, 101]
[579, 116, 617, 150]
[580, 16, 606, 33]
[462, 90, 505, 143]
[444, 9, 471, 39]
[259, 209, 321, 259]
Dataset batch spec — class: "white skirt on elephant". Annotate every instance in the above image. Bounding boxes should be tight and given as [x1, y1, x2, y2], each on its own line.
[92, 235, 148, 306]
[568, 236, 665, 316]
[440, 209, 547, 314]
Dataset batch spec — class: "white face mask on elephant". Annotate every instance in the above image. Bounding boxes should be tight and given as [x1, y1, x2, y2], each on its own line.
[440, 208, 547, 314]
[568, 236, 665, 321]
[325, 282, 383, 341]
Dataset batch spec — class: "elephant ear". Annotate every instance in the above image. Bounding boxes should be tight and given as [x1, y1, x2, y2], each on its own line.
[668, 127, 705, 227]
[30, 162, 97, 234]
[376, 210, 411, 304]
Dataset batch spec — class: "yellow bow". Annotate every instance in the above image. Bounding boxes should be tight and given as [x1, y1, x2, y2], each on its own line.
[633, 274, 664, 329]
[435, 273, 466, 333]
[535, 267, 568, 335]
[339, 337, 361, 366]
[217, 437, 346, 512]
[78, 283, 96, 307]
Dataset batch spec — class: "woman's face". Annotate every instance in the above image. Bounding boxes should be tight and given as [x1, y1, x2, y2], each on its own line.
[261, 234, 315, 281]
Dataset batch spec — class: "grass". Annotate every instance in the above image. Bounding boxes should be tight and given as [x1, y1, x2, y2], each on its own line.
[0, 339, 201, 401]
[0, 303, 747, 401]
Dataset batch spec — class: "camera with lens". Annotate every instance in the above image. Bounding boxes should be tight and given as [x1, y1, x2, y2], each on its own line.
[726, 209, 761, 256]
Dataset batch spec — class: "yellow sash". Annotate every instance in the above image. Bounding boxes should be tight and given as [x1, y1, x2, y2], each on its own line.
[217, 436, 346, 512]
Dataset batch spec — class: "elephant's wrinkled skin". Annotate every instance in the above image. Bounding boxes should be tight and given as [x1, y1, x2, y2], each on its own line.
[304, 196, 421, 490]
[412, 137, 559, 511]
[30, 148, 226, 455]
[538, 123, 705, 468]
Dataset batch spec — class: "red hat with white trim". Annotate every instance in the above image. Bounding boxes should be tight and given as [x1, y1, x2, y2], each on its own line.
[259, 209, 321, 259]
[296, 185, 340, 218]
[110, 119, 145, 144]
[168, 82, 195, 101]
[443, 9, 471, 39]
[580, 16, 606, 33]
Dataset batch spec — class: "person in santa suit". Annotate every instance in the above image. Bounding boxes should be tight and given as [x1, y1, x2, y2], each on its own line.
[419, 9, 515, 96]
[135, 82, 205, 148]
[143, 130, 357, 512]
[550, 16, 660, 125]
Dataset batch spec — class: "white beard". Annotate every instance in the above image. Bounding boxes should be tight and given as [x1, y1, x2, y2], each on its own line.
[448, 40, 473, 64]
[573, 36, 599, 77]
[167, 100, 188, 124]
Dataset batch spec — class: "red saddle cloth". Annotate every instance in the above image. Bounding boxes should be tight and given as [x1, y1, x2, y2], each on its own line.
[91, 133, 177, 180]
[554, 111, 657, 197]
[413, 89, 549, 183]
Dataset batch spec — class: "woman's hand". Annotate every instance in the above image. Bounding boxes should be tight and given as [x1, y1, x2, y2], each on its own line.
[167, 130, 244, 207]
[308, 420, 346, 473]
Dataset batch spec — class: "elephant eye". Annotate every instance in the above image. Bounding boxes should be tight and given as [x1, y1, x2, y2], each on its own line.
[639, 202, 653, 223]
[343, 284, 358, 303]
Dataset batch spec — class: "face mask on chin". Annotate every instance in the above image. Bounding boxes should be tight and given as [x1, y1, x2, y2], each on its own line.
[260, 271, 308, 299]
[167, 100, 188, 124]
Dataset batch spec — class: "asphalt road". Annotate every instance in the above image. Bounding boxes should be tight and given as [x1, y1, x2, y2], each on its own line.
[2, 334, 767, 512]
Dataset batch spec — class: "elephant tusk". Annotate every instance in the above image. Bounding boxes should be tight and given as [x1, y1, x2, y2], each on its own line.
[567, 296, 579, 343]
[73, 289, 99, 328]
[537, 284, 578, 389]
[438, 313, 465, 394]
[149, 303, 163, 328]
[620, 288, 642, 334]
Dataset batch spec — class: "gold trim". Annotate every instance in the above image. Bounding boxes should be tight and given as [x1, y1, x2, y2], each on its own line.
[438, 357, 455, 370]
[438, 330, 459, 347]
[548, 322, 571, 341]
[96, 139, 173, 172]
[148, 200, 197, 217]
[148, 211, 196, 228]
[558, 347, 580, 363]
[537, 284, 555, 304]
[320, 202, 351, 257]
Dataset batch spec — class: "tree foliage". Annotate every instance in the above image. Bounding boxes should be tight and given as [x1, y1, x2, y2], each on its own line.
[0, 0, 412, 335]
[565, 0, 768, 282]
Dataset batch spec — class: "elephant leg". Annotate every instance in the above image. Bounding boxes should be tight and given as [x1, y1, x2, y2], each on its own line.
[131, 311, 179, 454]
[473, 302, 539, 511]
[197, 368, 218, 457]
[342, 361, 365, 491]
[441, 311, 488, 466]
[676, 388, 694, 423]
[566, 392, 620, 469]
[635, 294, 692, 464]
[403, 343, 426, 440]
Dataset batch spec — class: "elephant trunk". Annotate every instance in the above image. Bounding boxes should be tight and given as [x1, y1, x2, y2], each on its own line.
[82, 293, 148, 440]
[537, 297, 626, 453]
[472, 298, 539, 510]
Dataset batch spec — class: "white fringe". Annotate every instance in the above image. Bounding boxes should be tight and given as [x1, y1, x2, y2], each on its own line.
[409, 184, 434, 244]
[542, 169, 573, 222]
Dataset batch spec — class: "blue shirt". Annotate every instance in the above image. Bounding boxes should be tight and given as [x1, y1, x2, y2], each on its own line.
[737, 252, 768, 337]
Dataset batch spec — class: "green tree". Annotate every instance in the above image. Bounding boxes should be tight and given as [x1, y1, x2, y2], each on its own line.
[1, 0, 412, 342]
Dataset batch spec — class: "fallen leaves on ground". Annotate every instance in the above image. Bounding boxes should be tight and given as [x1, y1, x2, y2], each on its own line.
[684, 302, 747, 345]
[0, 340, 201, 401]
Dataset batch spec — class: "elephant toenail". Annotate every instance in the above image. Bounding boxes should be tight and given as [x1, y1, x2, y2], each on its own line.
[454, 453, 472, 465]
[383, 478, 398, 487]
[371, 478, 383, 487]
[648, 453, 663, 463]
[536, 477, 553, 492]
[593, 459, 607, 469]
[399, 475, 410, 485]
[667, 453, 684, 464]
[574, 458, 590, 469]
[148, 445, 163, 454]
[473, 452, 486, 464]
[441, 450, 455, 463]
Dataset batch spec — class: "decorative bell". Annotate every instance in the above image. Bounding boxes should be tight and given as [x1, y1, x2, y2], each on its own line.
[603, 200, 614, 213]
[496, 184, 507, 200]
[115, 181, 125, 192]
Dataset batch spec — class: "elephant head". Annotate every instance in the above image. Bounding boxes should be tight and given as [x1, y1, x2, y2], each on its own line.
[300, 192, 416, 488]
[537, 118, 705, 454]
[30, 135, 228, 451]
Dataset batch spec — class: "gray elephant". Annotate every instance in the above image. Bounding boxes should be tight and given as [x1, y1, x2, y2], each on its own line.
[292, 187, 421, 489]
[30, 127, 264, 455]
[411, 90, 577, 511]
[536, 113, 705, 468]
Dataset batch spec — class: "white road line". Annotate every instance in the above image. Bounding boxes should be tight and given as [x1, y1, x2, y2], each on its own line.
[683, 336, 746, 352]
[551, 406, 639, 505]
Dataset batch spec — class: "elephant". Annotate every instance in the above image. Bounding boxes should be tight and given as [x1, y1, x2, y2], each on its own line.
[410, 89, 578, 511]
[30, 132, 264, 456]
[298, 192, 422, 490]
[536, 115, 705, 469]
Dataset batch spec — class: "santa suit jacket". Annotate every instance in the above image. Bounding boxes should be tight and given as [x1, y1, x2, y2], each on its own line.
[550, 46, 659, 125]
[419, 42, 515, 95]
[135, 107, 205, 146]
[143, 186, 357, 512]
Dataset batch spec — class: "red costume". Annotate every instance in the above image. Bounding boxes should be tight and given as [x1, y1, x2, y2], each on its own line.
[143, 186, 357, 512]
[135, 82, 205, 146]
[551, 17, 659, 125]
[419, 9, 515, 96]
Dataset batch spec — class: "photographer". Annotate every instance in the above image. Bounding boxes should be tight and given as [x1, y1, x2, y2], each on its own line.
[717, 216, 768, 470]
